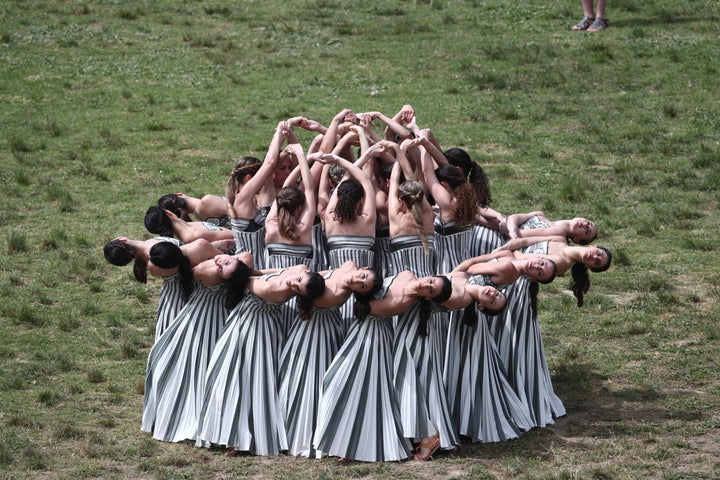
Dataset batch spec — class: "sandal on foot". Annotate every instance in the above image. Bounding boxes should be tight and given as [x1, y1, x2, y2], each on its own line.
[587, 17, 608, 32]
[414, 436, 441, 461]
[571, 16, 595, 31]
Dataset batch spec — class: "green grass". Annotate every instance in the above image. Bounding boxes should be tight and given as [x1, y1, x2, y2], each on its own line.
[1, 0, 719, 478]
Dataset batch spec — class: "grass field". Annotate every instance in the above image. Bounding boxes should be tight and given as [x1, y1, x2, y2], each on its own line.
[1, 1, 719, 479]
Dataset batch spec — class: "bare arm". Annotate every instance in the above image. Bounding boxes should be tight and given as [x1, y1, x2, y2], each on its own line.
[234, 121, 288, 202]
[320, 108, 356, 153]
[495, 235, 566, 252]
[453, 250, 514, 273]
[321, 153, 377, 223]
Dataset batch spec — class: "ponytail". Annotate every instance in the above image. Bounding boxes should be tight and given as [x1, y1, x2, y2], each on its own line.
[398, 180, 429, 253]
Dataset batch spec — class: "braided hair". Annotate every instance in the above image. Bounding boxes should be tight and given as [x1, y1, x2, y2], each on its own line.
[398, 180, 429, 253]
[332, 179, 364, 223]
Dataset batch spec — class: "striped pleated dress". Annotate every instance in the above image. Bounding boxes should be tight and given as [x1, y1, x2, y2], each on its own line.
[311, 219, 329, 272]
[278, 271, 345, 458]
[433, 218, 475, 370]
[266, 243, 313, 351]
[196, 272, 287, 455]
[388, 234, 459, 449]
[141, 282, 230, 442]
[373, 223, 392, 280]
[230, 211, 267, 270]
[444, 273, 534, 442]
[313, 275, 412, 462]
[326, 235, 375, 336]
[489, 216, 566, 428]
[154, 273, 189, 342]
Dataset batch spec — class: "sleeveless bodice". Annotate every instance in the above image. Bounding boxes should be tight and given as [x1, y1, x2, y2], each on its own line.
[326, 235, 375, 251]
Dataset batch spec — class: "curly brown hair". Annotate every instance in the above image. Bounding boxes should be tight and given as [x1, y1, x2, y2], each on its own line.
[435, 164, 478, 227]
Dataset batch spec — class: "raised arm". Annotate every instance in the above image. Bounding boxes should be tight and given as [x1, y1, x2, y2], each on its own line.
[452, 249, 514, 273]
[495, 235, 566, 252]
[232, 121, 288, 203]
[381, 105, 415, 141]
[321, 153, 377, 223]
[286, 143, 316, 237]
[504, 211, 545, 239]
[319, 108, 356, 153]
[419, 140, 453, 210]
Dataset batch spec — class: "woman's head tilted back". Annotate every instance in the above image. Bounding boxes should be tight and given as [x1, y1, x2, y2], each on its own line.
[144, 206, 174, 238]
[217, 255, 253, 310]
[104, 239, 133, 266]
[104, 238, 148, 284]
[571, 246, 612, 307]
[157, 194, 189, 221]
[333, 179, 364, 223]
[149, 241, 195, 301]
[296, 272, 327, 321]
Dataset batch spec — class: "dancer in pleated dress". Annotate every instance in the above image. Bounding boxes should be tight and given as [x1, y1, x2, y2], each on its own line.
[490, 228, 613, 426]
[317, 151, 377, 335]
[264, 142, 317, 346]
[196, 264, 326, 456]
[279, 261, 380, 457]
[502, 211, 597, 245]
[102, 236, 216, 339]
[496, 220, 566, 427]
[225, 122, 303, 270]
[384, 155, 463, 458]
[141, 251, 253, 442]
[313, 273, 412, 463]
[388, 273, 459, 458]
[412, 130, 492, 367]
[452, 250, 559, 432]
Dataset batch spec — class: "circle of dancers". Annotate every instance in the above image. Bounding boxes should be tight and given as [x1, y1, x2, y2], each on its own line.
[104, 106, 612, 462]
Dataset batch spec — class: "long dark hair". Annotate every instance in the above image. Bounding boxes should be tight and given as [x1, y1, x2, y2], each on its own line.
[157, 194, 190, 221]
[149, 242, 195, 301]
[223, 259, 253, 309]
[435, 164, 478, 227]
[103, 239, 147, 284]
[417, 276, 453, 336]
[144, 206, 174, 238]
[296, 272, 327, 321]
[570, 247, 612, 307]
[353, 272, 384, 322]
